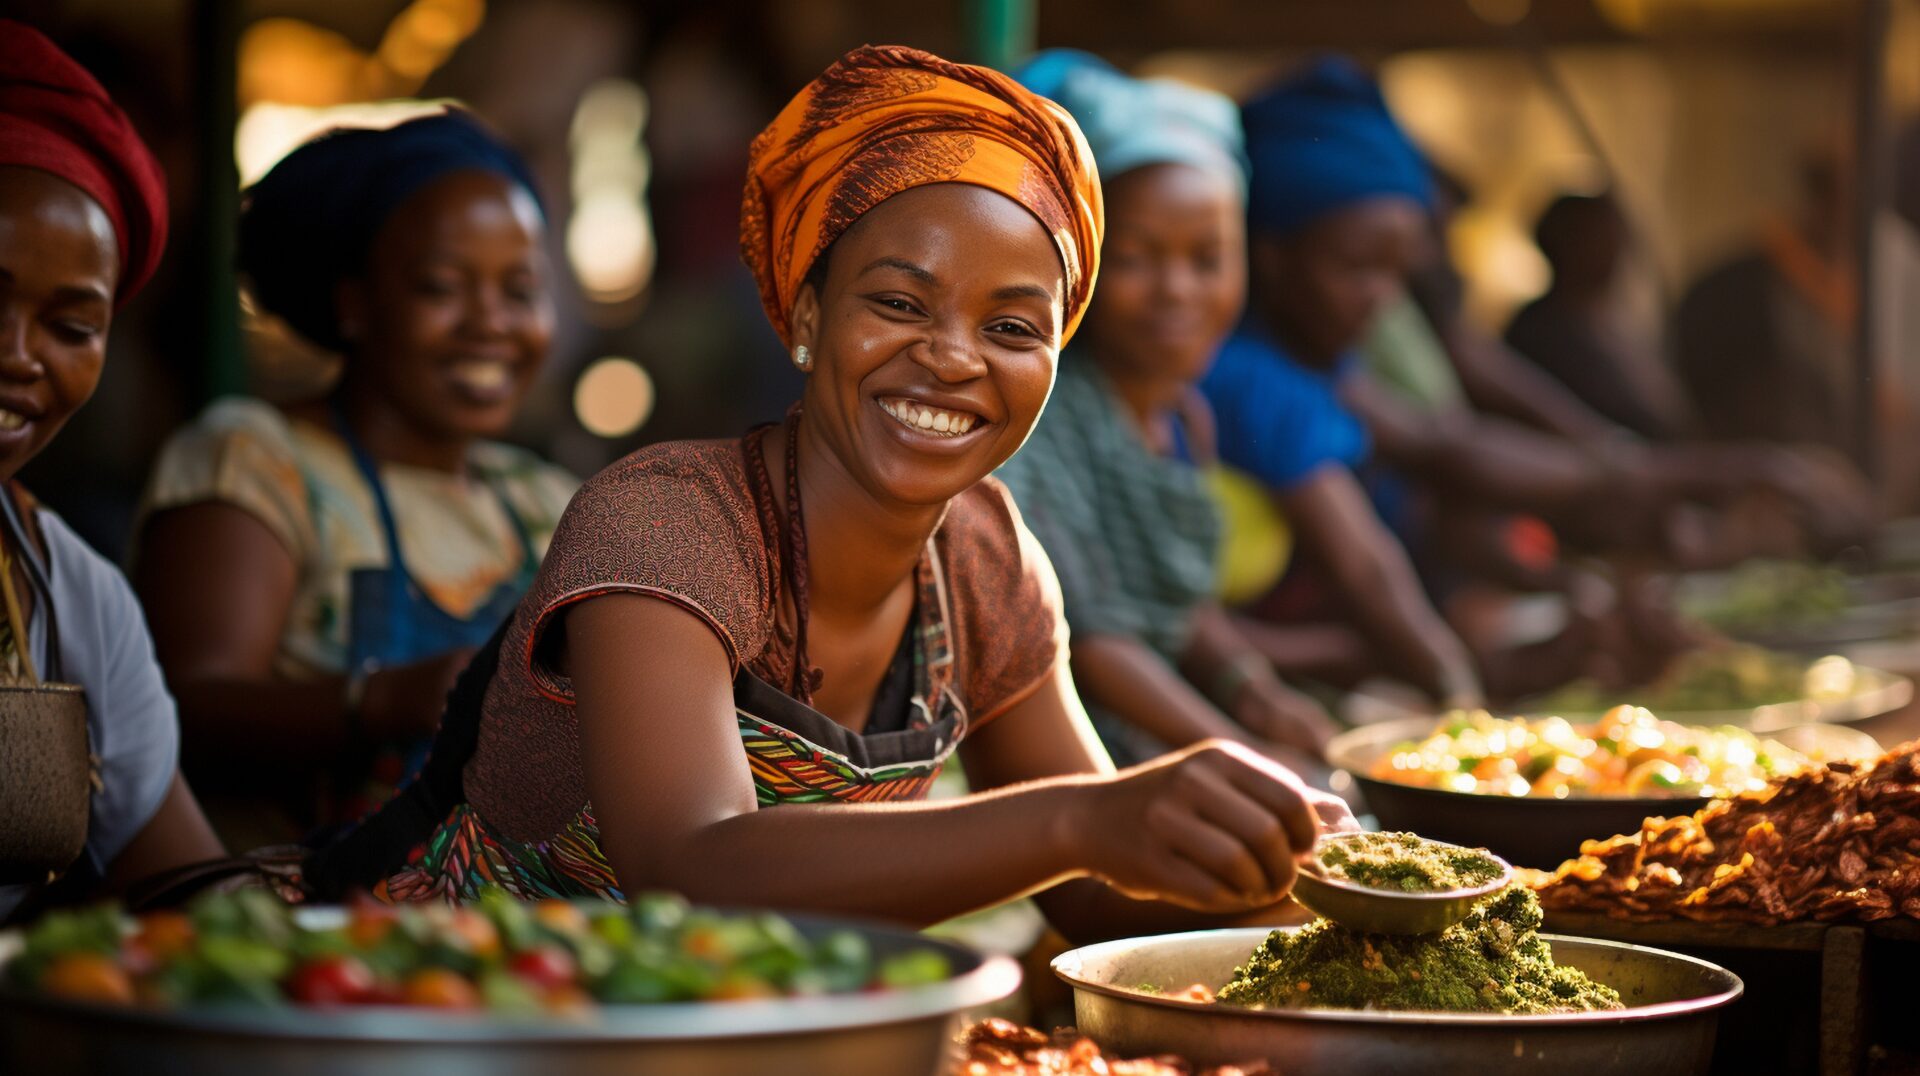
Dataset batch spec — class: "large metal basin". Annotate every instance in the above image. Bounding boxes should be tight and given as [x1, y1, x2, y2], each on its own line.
[1053, 928, 1742, 1076]
[0, 913, 1020, 1076]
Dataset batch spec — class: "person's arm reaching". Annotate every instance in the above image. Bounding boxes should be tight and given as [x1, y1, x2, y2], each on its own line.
[1279, 467, 1482, 708]
[567, 593, 1345, 941]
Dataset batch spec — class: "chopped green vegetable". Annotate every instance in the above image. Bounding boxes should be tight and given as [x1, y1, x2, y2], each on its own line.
[1317, 832, 1504, 894]
[1218, 887, 1621, 1014]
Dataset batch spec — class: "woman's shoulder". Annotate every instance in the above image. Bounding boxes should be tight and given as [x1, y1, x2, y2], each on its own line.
[938, 478, 1069, 724]
[570, 439, 752, 515]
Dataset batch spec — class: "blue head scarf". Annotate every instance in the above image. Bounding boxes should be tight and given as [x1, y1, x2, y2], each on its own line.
[1241, 55, 1431, 237]
[1015, 49, 1246, 195]
[239, 107, 543, 353]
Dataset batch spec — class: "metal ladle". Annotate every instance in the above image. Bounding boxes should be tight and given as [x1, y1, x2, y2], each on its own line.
[1289, 835, 1513, 936]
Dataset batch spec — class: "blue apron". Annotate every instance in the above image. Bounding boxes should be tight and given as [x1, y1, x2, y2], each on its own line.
[331, 409, 537, 826]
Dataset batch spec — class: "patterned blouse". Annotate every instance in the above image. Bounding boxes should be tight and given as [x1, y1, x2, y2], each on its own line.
[138, 398, 580, 680]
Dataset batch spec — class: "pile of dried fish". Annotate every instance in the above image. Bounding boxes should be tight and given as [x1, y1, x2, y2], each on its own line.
[1531, 742, 1920, 924]
[954, 1018, 1270, 1076]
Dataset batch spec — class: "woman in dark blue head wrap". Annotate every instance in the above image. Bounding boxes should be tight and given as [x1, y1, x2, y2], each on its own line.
[1198, 57, 1486, 712]
[132, 107, 580, 845]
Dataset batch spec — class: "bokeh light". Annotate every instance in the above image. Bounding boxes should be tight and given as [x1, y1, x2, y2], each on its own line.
[573, 357, 656, 438]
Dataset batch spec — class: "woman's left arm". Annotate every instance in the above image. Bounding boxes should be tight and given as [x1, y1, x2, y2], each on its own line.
[102, 772, 222, 892]
[958, 665, 1352, 943]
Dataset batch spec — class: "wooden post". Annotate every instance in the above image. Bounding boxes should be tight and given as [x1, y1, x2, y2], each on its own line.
[1850, 0, 1892, 485]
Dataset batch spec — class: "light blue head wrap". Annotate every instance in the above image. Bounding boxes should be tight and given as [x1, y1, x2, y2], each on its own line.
[1015, 49, 1246, 196]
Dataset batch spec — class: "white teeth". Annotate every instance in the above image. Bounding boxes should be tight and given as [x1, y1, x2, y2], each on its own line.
[0, 410, 23, 432]
[879, 398, 980, 438]
[451, 362, 510, 392]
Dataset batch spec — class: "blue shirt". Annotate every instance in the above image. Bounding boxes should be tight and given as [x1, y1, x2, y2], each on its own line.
[1201, 328, 1370, 492]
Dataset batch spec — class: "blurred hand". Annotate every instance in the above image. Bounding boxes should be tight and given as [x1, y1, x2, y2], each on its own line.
[1076, 740, 1320, 914]
[359, 648, 475, 743]
[1231, 677, 1339, 757]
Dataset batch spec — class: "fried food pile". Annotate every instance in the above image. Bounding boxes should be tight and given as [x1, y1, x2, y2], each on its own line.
[1531, 741, 1920, 924]
[955, 1019, 1271, 1076]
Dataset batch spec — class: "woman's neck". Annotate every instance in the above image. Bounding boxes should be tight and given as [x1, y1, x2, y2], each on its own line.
[782, 415, 943, 617]
[336, 380, 469, 475]
[1092, 355, 1188, 450]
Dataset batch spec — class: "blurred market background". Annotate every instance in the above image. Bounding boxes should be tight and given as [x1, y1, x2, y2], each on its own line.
[10, 0, 1920, 564]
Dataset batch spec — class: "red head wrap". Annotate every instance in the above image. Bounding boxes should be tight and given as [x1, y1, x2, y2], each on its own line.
[0, 20, 169, 304]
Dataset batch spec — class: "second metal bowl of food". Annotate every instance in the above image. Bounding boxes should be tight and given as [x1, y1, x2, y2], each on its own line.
[1291, 835, 1512, 936]
[1327, 717, 1881, 869]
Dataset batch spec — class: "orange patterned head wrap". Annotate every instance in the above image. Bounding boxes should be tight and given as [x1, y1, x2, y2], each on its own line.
[742, 44, 1103, 349]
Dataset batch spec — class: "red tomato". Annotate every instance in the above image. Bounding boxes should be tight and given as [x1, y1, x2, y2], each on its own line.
[286, 955, 378, 1006]
[403, 969, 480, 1009]
[508, 946, 578, 991]
[40, 954, 134, 1005]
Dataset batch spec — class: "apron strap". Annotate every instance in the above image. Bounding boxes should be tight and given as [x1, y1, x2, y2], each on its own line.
[330, 400, 539, 602]
[0, 485, 62, 683]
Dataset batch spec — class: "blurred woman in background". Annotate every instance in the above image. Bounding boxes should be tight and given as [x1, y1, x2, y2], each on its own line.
[0, 20, 222, 922]
[996, 52, 1340, 769]
[132, 112, 578, 846]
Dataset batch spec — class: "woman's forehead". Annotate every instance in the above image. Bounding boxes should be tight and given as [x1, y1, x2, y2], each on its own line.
[0, 165, 118, 278]
[836, 183, 1065, 294]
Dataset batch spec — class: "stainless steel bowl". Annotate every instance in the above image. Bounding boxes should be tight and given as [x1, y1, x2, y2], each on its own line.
[1327, 717, 1881, 869]
[0, 913, 1020, 1076]
[1053, 928, 1742, 1076]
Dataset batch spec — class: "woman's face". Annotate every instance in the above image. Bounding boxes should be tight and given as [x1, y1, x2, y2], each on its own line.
[1085, 162, 1244, 387]
[0, 166, 118, 483]
[341, 170, 554, 443]
[1253, 195, 1425, 369]
[790, 183, 1066, 509]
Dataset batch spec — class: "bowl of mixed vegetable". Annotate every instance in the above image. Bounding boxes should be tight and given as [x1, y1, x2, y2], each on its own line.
[1327, 711, 1879, 869]
[0, 888, 1020, 1076]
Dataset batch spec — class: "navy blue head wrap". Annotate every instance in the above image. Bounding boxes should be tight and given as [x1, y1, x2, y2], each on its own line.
[1241, 55, 1431, 237]
[239, 107, 542, 353]
[1014, 49, 1247, 195]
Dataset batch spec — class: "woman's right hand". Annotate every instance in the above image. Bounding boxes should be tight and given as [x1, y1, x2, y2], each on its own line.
[1072, 739, 1321, 914]
[358, 649, 475, 743]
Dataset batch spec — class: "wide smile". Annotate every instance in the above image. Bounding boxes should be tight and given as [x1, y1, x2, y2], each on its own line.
[0, 408, 26, 433]
[877, 396, 986, 440]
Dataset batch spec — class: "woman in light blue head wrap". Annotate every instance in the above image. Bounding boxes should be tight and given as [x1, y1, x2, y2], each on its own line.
[998, 51, 1340, 769]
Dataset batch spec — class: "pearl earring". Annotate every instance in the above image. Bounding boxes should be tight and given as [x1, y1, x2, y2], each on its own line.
[793, 345, 812, 372]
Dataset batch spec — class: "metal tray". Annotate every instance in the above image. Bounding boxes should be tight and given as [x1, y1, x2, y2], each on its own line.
[0, 910, 1021, 1076]
[1053, 928, 1742, 1076]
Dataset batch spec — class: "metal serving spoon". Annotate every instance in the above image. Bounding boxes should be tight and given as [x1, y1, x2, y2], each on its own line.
[1289, 834, 1513, 936]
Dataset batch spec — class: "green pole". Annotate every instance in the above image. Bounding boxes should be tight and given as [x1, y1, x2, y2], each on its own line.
[965, 0, 1037, 71]
[194, 0, 243, 402]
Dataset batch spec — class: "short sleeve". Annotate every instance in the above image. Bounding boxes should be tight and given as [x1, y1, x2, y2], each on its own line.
[36, 509, 180, 877]
[140, 397, 314, 561]
[1202, 334, 1369, 491]
[938, 477, 1070, 727]
[515, 444, 773, 701]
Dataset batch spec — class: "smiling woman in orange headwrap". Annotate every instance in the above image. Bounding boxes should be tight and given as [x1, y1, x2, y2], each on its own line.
[310, 46, 1347, 937]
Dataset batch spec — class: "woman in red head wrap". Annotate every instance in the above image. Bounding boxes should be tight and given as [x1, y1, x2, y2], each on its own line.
[0, 19, 222, 923]
[311, 47, 1347, 938]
